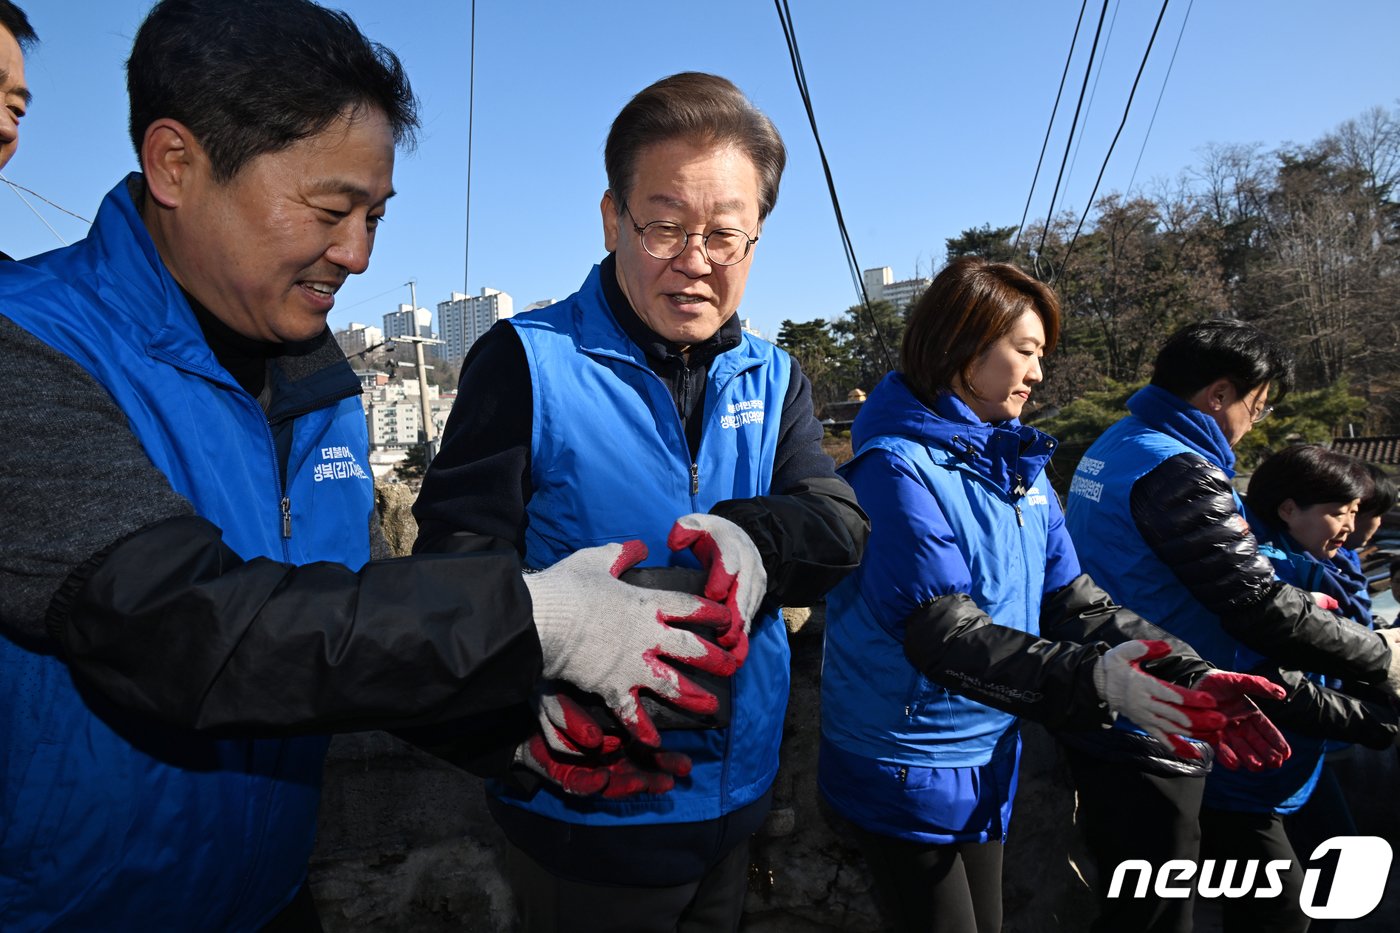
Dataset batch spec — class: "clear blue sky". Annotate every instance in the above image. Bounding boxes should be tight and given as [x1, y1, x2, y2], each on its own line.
[6, 1, 1397, 340]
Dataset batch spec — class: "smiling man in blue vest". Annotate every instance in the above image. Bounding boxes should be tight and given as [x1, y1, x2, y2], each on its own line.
[414, 72, 870, 933]
[0, 3, 750, 930]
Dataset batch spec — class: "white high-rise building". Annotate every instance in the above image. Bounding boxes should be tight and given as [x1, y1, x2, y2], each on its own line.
[382, 303, 433, 341]
[362, 380, 443, 449]
[437, 288, 515, 364]
[861, 266, 930, 313]
[333, 322, 383, 357]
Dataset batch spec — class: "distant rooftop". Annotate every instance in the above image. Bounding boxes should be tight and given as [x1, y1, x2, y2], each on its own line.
[1331, 435, 1400, 465]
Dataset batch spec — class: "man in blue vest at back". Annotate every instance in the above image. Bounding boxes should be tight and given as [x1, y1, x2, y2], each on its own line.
[0, 3, 751, 929]
[1063, 320, 1400, 933]
[414, 72, 869, 932]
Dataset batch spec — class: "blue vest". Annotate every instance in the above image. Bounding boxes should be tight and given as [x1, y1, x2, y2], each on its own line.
[822, 435, 1053, 767]
[0, 176, 373, 930]
[1067, 407, 1245, 670]
[496, 265, 791, 825]
[1066, 389, 1320, 813]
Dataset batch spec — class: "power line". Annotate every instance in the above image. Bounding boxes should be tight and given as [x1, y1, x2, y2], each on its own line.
[773, 0, 894, 374]
[1, 173, 94, 248]
[336, 282, 412, 313]
[463, 0, 476, 294]
[1014, 0, 1091, 255]
[1061, 0, 1174, 270]
[1034, 0, 1113, 266]
[1063, 0, 1123, 205]
[1125, 0, 1194, 196]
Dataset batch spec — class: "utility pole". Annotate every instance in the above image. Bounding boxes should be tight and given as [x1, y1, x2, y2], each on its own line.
[400, 279, 442, 466]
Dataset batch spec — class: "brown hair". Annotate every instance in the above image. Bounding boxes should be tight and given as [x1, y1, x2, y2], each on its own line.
[604, 72, 786, 221]
[900, 256, 1061, 405]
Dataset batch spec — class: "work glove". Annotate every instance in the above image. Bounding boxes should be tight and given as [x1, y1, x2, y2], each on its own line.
[1192, 671, 1291, 771]
[525, 539, 740, 747]
[1093, 640, 1227, 759]
[513, 731, 692, 799]
[535, 688, 620, 756]
[668, 513, 767, 665]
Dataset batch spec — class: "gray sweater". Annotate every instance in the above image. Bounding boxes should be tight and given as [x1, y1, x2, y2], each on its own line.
[0, 313, 192, 647]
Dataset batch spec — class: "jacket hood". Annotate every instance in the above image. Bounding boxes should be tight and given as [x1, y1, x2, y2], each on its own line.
[1126, 384, 1236, 475]
[850, 372, 1057, 498]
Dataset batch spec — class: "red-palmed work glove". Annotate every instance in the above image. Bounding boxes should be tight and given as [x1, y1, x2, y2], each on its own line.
[1093, 640, 1227, 760]
[524, 539, 740, 747]
[514, 732, 692, 799]
[668, 513, 767, 665]
[1312, 592, 1341, 612]
[535, 688, 620, 756]
[1193, 671, 1291, 771]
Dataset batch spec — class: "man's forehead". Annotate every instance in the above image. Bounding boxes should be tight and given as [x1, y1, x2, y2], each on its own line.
[303, 175, 396, 203]
[642, 192, 750, 215]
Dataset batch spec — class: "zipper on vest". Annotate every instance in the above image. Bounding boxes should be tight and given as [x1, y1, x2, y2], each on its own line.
[1014, 504, 1024, 527]
[691, 462, 700, 495]
[281, 496, 292, 538]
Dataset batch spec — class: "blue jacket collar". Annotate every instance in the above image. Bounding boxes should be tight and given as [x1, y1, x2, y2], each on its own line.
[853, 371, 1056, 497]
[1126, 384, 1236, 475]
[91, 174, 229, 381]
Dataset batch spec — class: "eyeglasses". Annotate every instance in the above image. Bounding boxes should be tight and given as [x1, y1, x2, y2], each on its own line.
[1252, 405, 1274, 424]
[621, 200, 758, 267]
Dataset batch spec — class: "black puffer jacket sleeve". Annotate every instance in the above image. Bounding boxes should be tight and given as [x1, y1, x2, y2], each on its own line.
[903, 593, 1113, 730]
[1130, 452, 1392, 683]
[57, 515, 542, 735]
[1247, 664, 1399, 749]
[902, 573, 1226, 730]
[1040, 573, 1215, 687]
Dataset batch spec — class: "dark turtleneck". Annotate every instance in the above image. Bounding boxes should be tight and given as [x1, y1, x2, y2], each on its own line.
[183, 287, 292, 409]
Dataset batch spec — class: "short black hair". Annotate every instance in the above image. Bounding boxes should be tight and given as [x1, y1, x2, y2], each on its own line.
[1246, 444, 1366, 532]
[1151, 320, 1294, 405]
[606, 72, 786, 222]
[0, 1, 37, 51]
[1353, 460, 1397, 519]
[127, 0, 418, 182]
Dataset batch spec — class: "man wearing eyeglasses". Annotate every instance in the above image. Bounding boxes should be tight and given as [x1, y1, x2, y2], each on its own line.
[414, 71, 867, 932]
[1061, 320, 1400, 933]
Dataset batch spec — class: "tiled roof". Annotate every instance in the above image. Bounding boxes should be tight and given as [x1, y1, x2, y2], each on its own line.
[1330, 436, 1400, 465]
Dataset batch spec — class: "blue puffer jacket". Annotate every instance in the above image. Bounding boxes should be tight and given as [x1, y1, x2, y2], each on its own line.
[819, 372, 1078, 842]
[0, 176, 373, 930]
[492, 265, 791, 826]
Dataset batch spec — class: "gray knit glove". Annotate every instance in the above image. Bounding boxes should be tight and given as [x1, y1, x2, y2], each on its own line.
[1093, 640, 1226, 758]
[524, 539, 740, 746]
